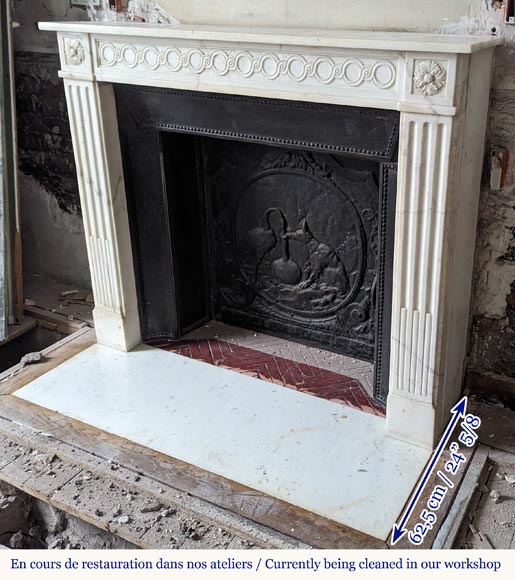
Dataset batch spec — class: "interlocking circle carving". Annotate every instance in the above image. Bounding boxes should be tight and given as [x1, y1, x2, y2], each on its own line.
[97, 42, 397, 90]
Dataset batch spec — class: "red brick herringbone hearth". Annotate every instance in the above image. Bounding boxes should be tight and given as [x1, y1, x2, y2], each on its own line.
[151, 338, 385, 417]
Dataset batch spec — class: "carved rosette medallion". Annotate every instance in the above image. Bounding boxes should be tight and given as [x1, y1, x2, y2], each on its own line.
[413, 60, 447, 96]
[64, 37, 86, 66]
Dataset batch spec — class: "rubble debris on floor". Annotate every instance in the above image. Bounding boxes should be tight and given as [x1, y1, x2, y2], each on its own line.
[0, 481, 137, 549]
[0, 419, 306, 550]
[469, 397, 515, 456]
[457, 463, 515, 550]
[455, 450, 515, 550]
[23, 273, 94, 327]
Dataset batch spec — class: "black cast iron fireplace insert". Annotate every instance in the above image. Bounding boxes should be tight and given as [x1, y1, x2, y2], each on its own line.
[114, 86, 398, 402]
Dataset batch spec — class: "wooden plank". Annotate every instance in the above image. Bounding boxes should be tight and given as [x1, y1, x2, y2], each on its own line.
[0, 393, 385, 549]
[0, 416, 305, 550]
[0, 430, 299, 550]
[24, 305, 89, 334]
[0, 316, 36, 346]
[451, 448, 493, 549]
[432, 445, 490, 549]
[470, 399, 515, 455]
[465, 370, 515, 408]
[0, 327, 95, 394]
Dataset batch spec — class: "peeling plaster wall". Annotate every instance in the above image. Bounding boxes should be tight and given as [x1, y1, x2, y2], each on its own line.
[450, 7, 515, 396]
[11, 1, 515, 395]
[468, 89, 515, 386]
[13, 1, 177, 54]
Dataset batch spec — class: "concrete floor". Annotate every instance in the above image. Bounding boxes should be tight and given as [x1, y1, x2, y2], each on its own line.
[457, 459, 515, 549]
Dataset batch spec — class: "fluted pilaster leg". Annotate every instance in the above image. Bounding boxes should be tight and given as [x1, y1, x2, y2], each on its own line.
[386, 113, 455, 448]
[64, 80, 140, 351]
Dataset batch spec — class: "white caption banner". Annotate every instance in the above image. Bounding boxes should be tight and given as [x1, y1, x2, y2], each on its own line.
[0, 549, 512, 579]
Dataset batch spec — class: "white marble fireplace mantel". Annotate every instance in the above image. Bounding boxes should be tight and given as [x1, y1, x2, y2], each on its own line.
[38, 21, 502, 453]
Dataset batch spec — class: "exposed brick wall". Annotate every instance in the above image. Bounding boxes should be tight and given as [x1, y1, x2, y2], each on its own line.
[14, 52, 80, 214]
[470, 280, 515, 378]
[466, 87, 515, 401]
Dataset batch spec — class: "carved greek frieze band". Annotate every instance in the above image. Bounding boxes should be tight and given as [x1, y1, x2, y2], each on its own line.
[96, 41, 398, 90]
[413, 60, 447, 96]
[64, 37, 86, 66]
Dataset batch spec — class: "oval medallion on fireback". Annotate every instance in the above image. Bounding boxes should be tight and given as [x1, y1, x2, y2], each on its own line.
[233, 150, 367, 319]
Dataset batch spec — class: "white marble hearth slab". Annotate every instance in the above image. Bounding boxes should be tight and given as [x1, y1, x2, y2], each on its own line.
[14, 344, 430, 540]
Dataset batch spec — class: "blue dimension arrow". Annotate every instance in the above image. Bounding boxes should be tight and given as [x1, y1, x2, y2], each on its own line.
[391, 396, 468, 546]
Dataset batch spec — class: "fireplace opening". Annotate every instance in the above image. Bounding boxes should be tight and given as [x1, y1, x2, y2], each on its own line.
[115, 86, 398, 408]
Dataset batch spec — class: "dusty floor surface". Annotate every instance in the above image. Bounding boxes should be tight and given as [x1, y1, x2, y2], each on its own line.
[1, 481, 137, 549]
[0, 278, 514, 550]
[0, 425, 303, 550]
[457, 461, 515, 549]
[450, 400, 515, 549]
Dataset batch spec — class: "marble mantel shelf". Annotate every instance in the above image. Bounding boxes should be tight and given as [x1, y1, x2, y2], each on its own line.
[39, 22, 503, 118]
[39, 22, 502, 54]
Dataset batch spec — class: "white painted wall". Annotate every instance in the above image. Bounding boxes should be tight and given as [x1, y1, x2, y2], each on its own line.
[159, 0, 482, 30]
[163, 0, 514, 91]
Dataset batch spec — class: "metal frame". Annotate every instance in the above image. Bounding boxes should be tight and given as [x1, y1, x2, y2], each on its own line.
[0, 0, 21, 339]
